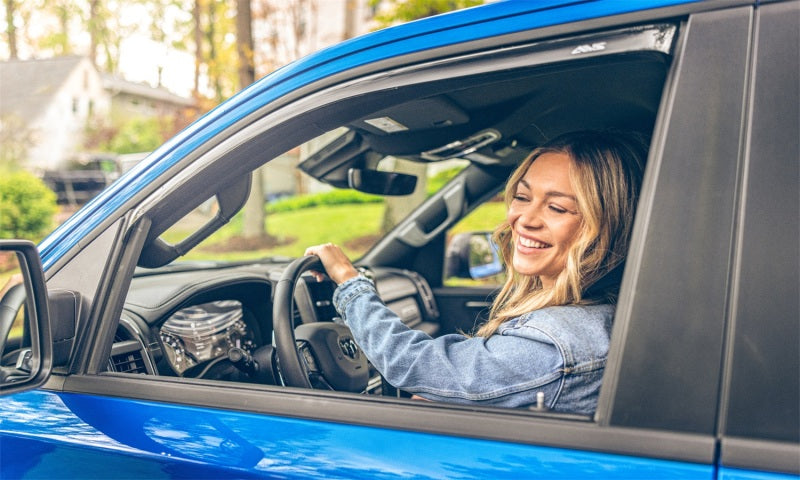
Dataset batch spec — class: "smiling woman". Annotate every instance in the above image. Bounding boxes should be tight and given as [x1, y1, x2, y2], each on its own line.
[306, 130, 647, 413]
[481, 130, 647, 336]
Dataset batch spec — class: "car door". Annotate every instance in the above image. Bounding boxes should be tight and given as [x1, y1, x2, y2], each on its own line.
[2, 2, 797, 479]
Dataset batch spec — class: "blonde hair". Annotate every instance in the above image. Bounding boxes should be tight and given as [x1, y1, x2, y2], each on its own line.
[476, 131, 646, 337]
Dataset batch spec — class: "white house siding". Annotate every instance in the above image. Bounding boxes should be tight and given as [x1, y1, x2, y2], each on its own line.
[25, 58, 109, 172]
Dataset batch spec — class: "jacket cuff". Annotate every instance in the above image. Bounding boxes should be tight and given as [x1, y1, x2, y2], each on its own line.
[333, 275, 375, 313]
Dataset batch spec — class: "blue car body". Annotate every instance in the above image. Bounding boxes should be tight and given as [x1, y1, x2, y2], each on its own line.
[2, 0, 798, 478]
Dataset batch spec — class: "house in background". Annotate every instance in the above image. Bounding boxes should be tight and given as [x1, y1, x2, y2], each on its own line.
[0, 56, 109, 172]
[0, 55, 196, 173]
[103, 74, 196, 123]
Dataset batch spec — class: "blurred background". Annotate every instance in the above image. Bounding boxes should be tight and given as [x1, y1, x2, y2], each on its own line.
[0, 0, 486, 247]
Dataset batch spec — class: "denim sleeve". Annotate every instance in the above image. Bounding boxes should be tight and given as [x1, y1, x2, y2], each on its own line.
[333, 276, 565, 408]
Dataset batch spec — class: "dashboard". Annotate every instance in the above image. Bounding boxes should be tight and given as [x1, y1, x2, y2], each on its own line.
[108, 260, 440, 394]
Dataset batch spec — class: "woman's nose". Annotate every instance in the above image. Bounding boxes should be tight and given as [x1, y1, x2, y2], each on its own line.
[518, 204, 544, 228]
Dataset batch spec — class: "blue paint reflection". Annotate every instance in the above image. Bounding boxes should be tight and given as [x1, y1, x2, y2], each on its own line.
[1, 390, 714, 479]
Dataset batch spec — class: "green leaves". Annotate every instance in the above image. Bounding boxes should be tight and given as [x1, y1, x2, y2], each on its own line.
[0, 171, 58, 241]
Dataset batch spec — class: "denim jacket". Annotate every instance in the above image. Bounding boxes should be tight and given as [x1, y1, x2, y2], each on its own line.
[333, 276, 614, 415]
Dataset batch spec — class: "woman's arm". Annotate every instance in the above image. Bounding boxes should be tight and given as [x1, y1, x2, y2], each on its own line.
[334, 276, 565, 408]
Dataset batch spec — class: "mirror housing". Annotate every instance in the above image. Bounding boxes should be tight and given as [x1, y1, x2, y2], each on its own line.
[348, 168, 417, 196]
[444, 232, 504, 280]
[0, 240, 52, 395]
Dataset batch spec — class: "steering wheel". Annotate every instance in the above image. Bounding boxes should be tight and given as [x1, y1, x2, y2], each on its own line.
[272, 255, 369, 392]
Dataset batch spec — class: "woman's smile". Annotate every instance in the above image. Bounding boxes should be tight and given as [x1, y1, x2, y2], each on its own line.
[516, 235, 551, 250]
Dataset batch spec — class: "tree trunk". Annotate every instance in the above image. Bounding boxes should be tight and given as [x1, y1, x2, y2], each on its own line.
[4, 0, 18, 59]
[87, 0, 99, 67]
[237, 0, 267, 241]
[343, 0, 357, 40]
[193, 0, 202, 97]
[206, 1, 223, 102]
[236, 0, 255, 87]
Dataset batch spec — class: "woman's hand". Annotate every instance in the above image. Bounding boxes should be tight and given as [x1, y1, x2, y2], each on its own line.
[304, 243, 360, 285]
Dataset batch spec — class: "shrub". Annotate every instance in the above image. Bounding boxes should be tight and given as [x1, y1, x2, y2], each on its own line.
[0, 171, 58, 240]
[267, 189, 382, 213]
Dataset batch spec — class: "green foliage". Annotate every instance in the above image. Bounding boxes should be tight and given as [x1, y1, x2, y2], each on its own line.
[371, 0, 485, 26]
[266, 189, 383, 213]
[0, 171, 58, 240]
[106, 117, 170, 154]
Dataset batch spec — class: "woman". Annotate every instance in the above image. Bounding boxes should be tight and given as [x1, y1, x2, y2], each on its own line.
[306, 130, 646, 414]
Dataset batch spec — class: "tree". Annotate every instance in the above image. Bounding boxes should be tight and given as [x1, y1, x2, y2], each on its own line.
[85, 0, 132, 74]
[371, 0, 484, 25]
[3, 0, 37, 60]
[237, 0, 268, 241]
[38, 0, 82, 55]
[4, 0, 18, 59]
[371, 0, 484, 233]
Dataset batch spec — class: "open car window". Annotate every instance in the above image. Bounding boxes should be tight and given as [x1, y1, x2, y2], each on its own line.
[99, 22, 676, 416]
[157, 129, 470, 264]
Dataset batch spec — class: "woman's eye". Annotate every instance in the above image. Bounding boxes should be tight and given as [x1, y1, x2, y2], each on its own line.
[549, 205, 568, 214]
[512, 194, 528, 202]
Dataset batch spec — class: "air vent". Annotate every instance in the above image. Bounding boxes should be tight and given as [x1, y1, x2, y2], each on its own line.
[108, 340, 148, 374]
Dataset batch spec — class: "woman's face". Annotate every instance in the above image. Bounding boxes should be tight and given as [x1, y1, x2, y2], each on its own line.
[507, 152, 583, 288]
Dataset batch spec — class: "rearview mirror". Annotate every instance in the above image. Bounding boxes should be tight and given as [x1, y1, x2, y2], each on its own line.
[0, 240, 52, 395]
[348, 168, 417, 196]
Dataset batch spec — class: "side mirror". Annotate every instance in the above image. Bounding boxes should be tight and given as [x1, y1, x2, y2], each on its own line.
[0, 240, 52, 395]
[445, 232, 504, 280]
[348, 168, 417, 196]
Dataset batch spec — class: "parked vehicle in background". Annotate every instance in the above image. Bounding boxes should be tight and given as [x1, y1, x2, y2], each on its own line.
[1, 0, 797, 478]
[41, 152, 148, 206]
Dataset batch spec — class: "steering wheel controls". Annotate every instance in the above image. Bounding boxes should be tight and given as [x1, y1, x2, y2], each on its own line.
[296, 341, 320, 373]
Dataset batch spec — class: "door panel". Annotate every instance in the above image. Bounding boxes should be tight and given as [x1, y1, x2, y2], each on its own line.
[1, 389, 716, 479]
[433, 286, 497, 334]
